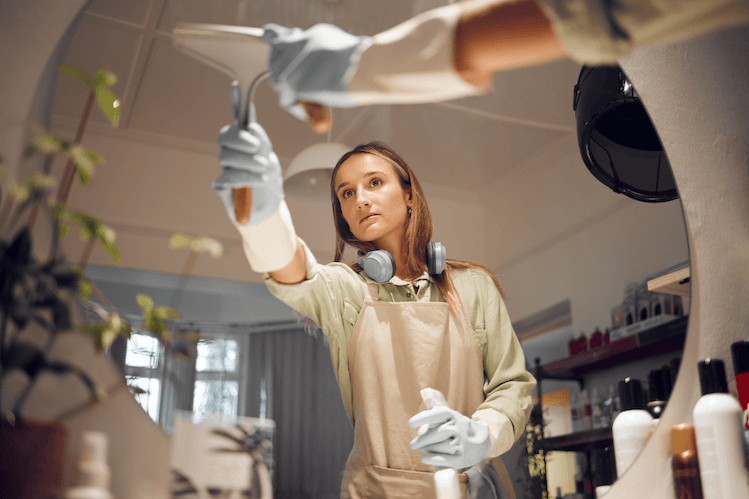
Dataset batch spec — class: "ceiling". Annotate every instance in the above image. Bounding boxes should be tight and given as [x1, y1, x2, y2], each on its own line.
[51, 0, 581, 192]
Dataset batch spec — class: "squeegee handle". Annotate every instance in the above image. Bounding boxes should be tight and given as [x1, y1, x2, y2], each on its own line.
[234, 187, 252, 225]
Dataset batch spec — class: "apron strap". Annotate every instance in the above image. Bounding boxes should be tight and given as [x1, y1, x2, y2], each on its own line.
[365, 282, 379, 302]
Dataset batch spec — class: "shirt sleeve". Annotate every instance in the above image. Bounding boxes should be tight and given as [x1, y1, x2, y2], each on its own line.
[262, 238, 366, 336]
[457, 269, 536, 445]
[535, 0, 749, 65]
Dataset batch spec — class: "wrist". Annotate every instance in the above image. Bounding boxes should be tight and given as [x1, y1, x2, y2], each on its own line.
[236, 200, 297, 272]
[473, 408, 515, 458]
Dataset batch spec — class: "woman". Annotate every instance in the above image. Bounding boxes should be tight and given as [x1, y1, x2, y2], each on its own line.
[213, 107, 535, 498]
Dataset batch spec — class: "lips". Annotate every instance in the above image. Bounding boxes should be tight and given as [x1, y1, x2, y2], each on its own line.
[360, 213, 379, 224]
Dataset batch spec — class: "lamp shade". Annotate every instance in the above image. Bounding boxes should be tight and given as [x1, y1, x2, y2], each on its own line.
[284, 142, 351, 200]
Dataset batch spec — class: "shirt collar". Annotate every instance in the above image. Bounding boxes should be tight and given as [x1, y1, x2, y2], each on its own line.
[359, 269, 434, 286]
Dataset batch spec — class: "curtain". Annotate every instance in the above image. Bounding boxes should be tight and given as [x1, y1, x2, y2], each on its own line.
[246, 328, 354, 499]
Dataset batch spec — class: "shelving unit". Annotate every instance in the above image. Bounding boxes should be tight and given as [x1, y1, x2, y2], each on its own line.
[647, 263, 690, 296]
[539, 315, 688, 383]
[532, 314, 688, 497]
[540, 427, 612, 453]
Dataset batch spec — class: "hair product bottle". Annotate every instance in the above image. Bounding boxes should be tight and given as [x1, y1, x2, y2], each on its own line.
[571, 391, 581, 433]
[692, 358, 749, 499]
[580, 389, 592, 431]
[612, 377, 653, 477]
[671, 423, 704, 499]
[730, 340, 749, 436]
[591, 388, 602, 429]
[65, 431, 115, 499]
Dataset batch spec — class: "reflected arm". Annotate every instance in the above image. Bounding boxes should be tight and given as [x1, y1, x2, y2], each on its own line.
[452, 0, 566, 88]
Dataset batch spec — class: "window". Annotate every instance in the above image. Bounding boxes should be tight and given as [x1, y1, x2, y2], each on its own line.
[122, 326, 248, 431]
[192, 336, 246, 421]
[124, 331, 163, 423]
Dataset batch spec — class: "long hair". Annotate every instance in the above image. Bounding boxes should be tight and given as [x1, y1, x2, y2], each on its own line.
[330, 141, 505, 314]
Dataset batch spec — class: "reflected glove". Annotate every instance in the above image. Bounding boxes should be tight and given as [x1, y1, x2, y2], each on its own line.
[212, 81, 283, 226]
[409, 399, 491, 469]
[262, 4, 483, 121]
[261, 23, 372, 120]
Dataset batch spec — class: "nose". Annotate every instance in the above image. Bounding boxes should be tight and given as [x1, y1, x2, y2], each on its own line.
[355, 186, 370, 207]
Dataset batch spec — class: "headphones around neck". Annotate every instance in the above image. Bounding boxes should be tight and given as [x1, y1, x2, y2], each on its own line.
[357, 242, 446, 283]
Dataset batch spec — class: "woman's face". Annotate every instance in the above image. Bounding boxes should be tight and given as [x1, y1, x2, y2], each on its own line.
[334, 153, 412, 250]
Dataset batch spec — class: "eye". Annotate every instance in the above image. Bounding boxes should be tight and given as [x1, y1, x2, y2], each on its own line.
[370, 178, 382, 188]
[341, 189, 353, 199]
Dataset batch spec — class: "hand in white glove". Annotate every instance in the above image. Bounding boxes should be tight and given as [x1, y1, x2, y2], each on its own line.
[409, 404, 491, 469]
[212, 81, 284, 226]
[262, 5, 482, 124]
[261, 23, 371, 120]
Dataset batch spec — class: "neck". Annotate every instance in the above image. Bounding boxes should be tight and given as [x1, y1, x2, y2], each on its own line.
[374, 234, 416, 281]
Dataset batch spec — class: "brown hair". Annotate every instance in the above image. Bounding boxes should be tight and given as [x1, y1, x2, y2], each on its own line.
[330, 141, 505, 315]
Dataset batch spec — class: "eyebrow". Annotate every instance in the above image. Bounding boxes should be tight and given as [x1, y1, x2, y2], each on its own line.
[336, 170, 386, 194]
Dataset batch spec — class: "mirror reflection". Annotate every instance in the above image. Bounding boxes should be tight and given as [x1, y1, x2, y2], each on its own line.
[47, 1, 690, 498]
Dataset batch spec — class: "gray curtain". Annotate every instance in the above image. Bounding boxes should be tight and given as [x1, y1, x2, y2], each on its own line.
[246, 328, 354, 499]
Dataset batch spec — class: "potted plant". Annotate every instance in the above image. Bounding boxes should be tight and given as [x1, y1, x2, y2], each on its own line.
[0, 64, 221, 499]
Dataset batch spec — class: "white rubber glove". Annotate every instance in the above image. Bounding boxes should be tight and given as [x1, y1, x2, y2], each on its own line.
[212, 81, 284, 227]
[261, 3, 483, 119]
[409, 396, 491, 469]
[212, 81, 297, 272]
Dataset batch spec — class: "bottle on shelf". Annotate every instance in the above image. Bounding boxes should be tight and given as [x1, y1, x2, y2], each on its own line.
[730, 340, 749, 440]
[590, 327, 603, 349]
[647, 367, 668, 420]
[600, 387, 613, 428]
[692, 358, 749, 499]
[580, 389, 592, 431]
[65, 431, 115, 499]
[671, 423, 704, 499]
[570, 391, 582, 433]
[612, 377, 653, 477]
[591, 388, 602, 429]
[609, 384, 621, 422]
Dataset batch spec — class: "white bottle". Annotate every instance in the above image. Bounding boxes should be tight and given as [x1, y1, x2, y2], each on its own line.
[612, 377, 653, 477]
[591, 388, 602, 429]
[65, 431, 115, 499]
[580, 389, 592, 431]
[570, 392, 582, 433]
[609, 383, 621, 421]
[692, 358, 749, 499]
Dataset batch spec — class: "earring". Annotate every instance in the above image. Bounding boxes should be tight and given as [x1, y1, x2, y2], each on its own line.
[408, 207, 412, 216]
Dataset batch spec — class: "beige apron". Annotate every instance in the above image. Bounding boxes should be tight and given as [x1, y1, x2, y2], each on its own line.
[341, 282, 513, 499]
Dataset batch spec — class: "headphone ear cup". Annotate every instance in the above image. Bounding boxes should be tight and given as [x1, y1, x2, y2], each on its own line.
[360, 250, 396, 283]
[427, 242, 446, 275]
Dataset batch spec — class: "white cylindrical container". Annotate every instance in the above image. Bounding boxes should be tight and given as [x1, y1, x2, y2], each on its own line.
[693, 358, 749, 499]
[65, 431, 115, 499]
[580, 389, 592, 431]
[612, 377, 653, 477]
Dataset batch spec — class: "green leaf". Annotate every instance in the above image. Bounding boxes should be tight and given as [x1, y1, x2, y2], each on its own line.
[93, 69, 117, 90]
[58, 223, 70, 240]
[128, 385, 146, 395]
[168, 233, 191, 250]
[191, 236, 223, 258]
[136, 294, 154, 315]
[95, 88, 120, 129]
[28, 131, 69, 155]
[67, 145, 100, 185]
[57, 64, 93, 88]
[154, 306, 180, 320]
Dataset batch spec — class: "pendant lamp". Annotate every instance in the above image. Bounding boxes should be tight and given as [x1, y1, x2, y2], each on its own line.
[574, 65, 678, 203]
[283, 112, 350, 201]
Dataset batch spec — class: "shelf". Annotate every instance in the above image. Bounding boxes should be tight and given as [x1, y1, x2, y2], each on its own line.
[647, 265, 690, 296]
[540, 427, 613, 453]
[540, 315, 688, 379]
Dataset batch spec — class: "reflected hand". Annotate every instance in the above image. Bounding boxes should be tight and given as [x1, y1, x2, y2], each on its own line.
[261, 23, 370, 125]
[212, 81, 283, 226]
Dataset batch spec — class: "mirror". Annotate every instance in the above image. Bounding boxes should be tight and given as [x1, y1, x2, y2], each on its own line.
[6, 1, 703, 498]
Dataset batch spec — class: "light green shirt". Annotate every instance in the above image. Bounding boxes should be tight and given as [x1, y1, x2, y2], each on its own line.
[536, 0, 749, 65]
[263, 240, 536, 442]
